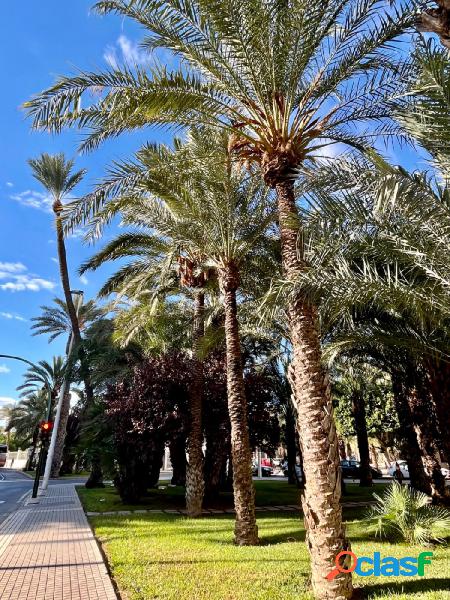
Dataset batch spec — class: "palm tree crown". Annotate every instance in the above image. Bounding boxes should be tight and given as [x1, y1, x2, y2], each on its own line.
[26, 1, 414, 185]
[28, 153, 85, 207]
[17, 356, 66, 399]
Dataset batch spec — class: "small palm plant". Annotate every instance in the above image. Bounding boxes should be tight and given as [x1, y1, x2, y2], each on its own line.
[367, 483, 450, 545]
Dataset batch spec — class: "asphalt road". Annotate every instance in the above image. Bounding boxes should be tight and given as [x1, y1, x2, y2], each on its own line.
[0, 469, 88, 523]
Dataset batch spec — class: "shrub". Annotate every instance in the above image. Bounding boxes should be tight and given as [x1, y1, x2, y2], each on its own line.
[366, 482, 450, 545]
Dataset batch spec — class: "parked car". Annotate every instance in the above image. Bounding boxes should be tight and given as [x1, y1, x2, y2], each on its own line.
[252, 463, 273, 477]
[340, 460, 383, 479]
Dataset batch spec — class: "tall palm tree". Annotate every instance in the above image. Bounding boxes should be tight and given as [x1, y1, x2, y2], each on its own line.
[6, 391, 49, 470]
[28, 154, 89, 477]
[25, 4, 417, 594]
[80, 128, 274, 543]
[28, 154, 85, 342]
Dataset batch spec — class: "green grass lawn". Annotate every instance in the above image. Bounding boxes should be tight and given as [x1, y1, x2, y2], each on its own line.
[90, 511, 450, 600]
[77, 480, 387, 513]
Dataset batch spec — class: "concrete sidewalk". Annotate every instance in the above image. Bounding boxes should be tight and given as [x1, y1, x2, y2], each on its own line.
[0, 484, 116, 600]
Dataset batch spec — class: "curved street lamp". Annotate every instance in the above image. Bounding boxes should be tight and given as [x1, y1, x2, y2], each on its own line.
[0, 354, 53, 497]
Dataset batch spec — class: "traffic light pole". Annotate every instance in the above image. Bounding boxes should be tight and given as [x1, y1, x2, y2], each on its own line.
[40, 332, 75, 494]
[31, 442, 46, 499]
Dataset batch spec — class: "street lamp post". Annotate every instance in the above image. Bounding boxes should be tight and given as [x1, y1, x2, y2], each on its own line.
[40, 291, 83, 495]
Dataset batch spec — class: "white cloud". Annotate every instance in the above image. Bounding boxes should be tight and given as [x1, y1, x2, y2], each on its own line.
[0, 397, 15, 406]
[80, 275, 88, 286]
[0, 262, 26, 274]
[0, 365, 11, 374]
[51, 257, 59, 264]
[1, 277, 56, 292]
[10, 190, 53, 212]
[0, 312, 26, 322]
[104, 35, 152, 68]
[0, 262, 56, 293]
[6, 182, 13, 188]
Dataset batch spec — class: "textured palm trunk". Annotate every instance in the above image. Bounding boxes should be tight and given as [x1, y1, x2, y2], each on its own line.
[205, 434, 229, 500]
[53, 204, 81, 478]
[85, 455, 105, 488]
[426, 359, 450, 465]
[351, 391, 372, 487]
[407, 386, 448, 504]
[170, 436, 187, 486]
[219, 263, 259, 545]
[55, 203, 100, 483]
[391, 370, 432, 494]
[275, 181, 352, 600]
[54, 205, 81, 342]
[50, 390, 71, 477]
[185, 292, 205, 517]
[285, 398, 298, 485]
[26, 428, 39, 471]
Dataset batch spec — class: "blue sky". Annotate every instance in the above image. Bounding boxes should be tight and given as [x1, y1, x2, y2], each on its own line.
[0, 1, 172, 406]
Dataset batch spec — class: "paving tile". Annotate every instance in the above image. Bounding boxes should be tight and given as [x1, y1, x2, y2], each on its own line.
[0, 484, 117, 599]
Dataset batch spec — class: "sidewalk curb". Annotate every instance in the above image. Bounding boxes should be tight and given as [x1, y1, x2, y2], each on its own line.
[84, 501, 376, 518]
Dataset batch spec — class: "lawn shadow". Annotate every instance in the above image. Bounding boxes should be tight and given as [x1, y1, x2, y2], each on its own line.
[355, 577, 450, 598]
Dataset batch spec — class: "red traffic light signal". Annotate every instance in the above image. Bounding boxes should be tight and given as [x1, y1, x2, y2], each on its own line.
[39, 420, 54, 434]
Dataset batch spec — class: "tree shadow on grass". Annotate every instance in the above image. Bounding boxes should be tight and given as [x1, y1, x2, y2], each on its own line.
[355, 578, 450, 598]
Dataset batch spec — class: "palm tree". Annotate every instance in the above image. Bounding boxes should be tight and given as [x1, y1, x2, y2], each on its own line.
[6, 391, 49, 470]
[32, 297, 101, 343]
[80, 128, 274, 543]
[17, 356, 65, 402]
[28, 154, 89, 477]
[25, 4, 417, 594]
[28, 154, 85, 342]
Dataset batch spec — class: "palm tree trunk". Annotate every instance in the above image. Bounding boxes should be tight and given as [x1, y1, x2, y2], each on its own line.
[275, 181, 352, 600]
[26, 428, 39, 471]
[285, 398, 298, 485]
[185, 292, 205, 516]
[391, 370, 432, 494]
[407, 384, 448, 504]
[351, 391, 372, 487]
[219, 263, 259, 546]
[205, 433, 229, 500]
[55, 205, 101, 483]
[50, 390, 71, 477]
[426, 359, 450, 465]
[170, 436, 187, 486]
[54, 207, 81, 342]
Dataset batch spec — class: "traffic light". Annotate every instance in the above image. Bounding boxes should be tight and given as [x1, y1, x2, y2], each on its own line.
[39, 420, 53, 442]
